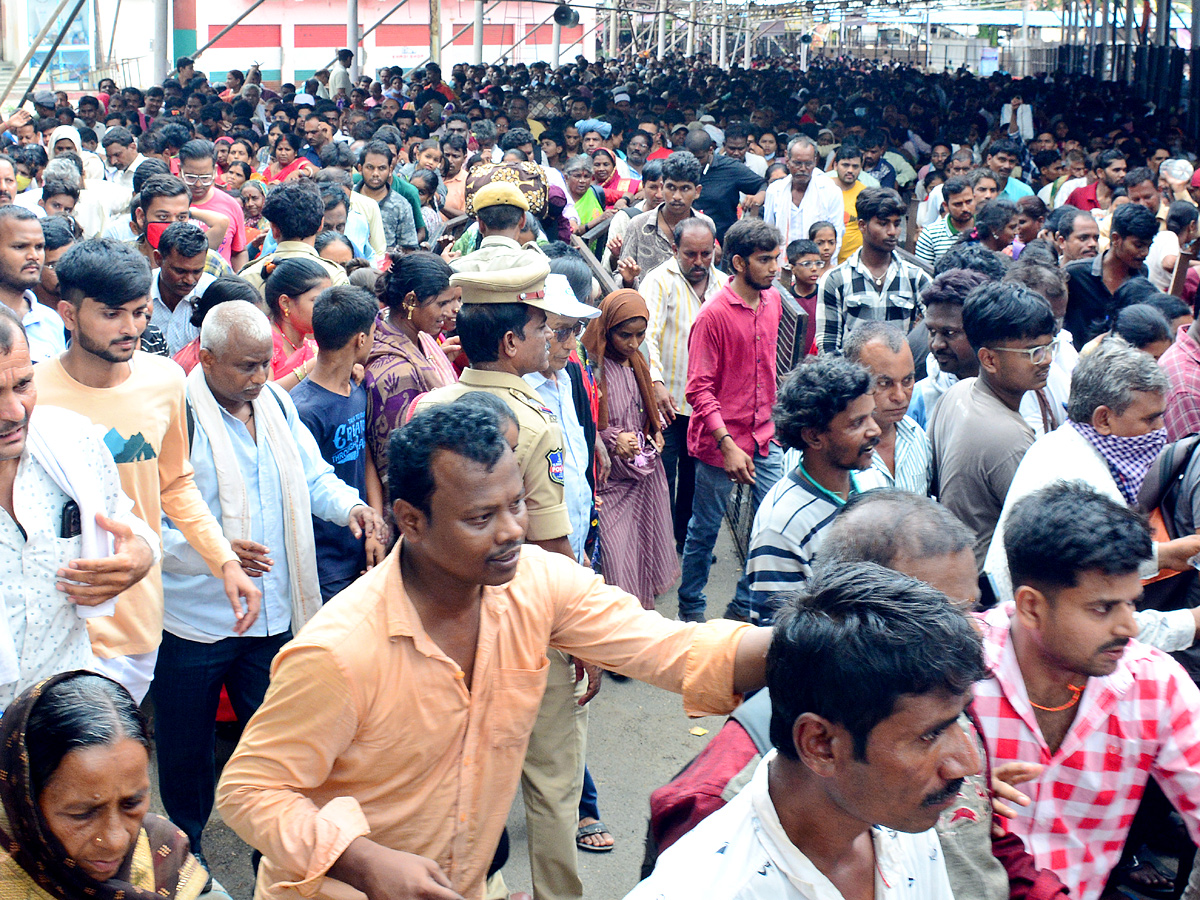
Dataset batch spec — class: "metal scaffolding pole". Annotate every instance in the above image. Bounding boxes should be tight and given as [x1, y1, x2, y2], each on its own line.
[0, 0, 70, 107]
[1099, 0, 1110, 78]
[493, 8, 556, 62]
[473, 0, 484, 63]
[744, 12, 752, 65]
[608, 1, 618, 57]
[430, 0, 442, 64]
[687, 0, 696, 54]
[404, 0, 499, 73]
[552, 20, 562, 66]
[153, 0, 169, 83]
[719, 0, 728, 66]
[1123, 0, 1134, 80]
[657, 0, 666, 56]
[347, 0, 359, 80]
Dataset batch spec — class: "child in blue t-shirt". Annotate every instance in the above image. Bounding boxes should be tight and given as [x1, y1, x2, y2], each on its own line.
[290, 285, 386, 601]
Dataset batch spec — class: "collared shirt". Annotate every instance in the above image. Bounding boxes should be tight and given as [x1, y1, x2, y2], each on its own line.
[619, 209, 716, 284]
[972, 606, 1200, 900]
[106, 153, 147, 191]
[685, 283, 781, 468]
[150, 271, 216, 356]
[355, 186, 418, 250]
[417, 369, 570, 542]
[867, 415, 932, 495]
[1065, 181, 1102, 211]
[161, 384, 361, 643]
[1065, 252, 1149, 349]
[1159, 325, 1200, 441]
[17, 293, 66, 363]
[1000, 177, 1034, 201]
[762, 170, 846, 266]
[641, 258, 728, 415]
[627, 751, 955, 900]
[914, 216, 962, 268]
[694, 155, 766, 241]
[215, 543, 750, 900]
[0, 406, 158, 710]
[525, 368, 593, 563]
[815, 249, 932, 354]
[239, 241, 350, 295]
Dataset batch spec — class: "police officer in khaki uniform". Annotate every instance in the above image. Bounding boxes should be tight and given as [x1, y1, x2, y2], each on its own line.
[415, 196, 601, 900]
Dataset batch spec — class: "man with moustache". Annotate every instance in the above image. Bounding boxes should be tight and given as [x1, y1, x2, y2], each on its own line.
[747, 356, 882, 614]
[0, 155, 18, 206]
[974, 482, 1200, 900]
[761, 136, 844, 269]
[844, 322, 931, 495]
[0, 206, 66, 362]
[626, 560, 983, 900]
[1053, 207, 1100, 265]
[0, 306, 158, 710]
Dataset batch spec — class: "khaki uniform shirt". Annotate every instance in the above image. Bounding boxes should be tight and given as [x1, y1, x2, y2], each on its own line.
[417, 369, 571, 542]
[238, 240, 350, 294]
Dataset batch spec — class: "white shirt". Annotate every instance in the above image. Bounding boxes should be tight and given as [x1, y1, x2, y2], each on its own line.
[1018, 328, 1077, 436]
[106, 153, 148, 192]
[763, 168, 845, 266]
[150, 270, 217, 356]
[1146, 230, 1180, 291]
[0, 406, 159, 710]
[1054, 176, 1089, 209]
[626, 752, 957, 900]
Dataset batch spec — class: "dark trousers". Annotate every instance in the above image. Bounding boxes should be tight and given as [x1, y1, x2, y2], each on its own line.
[152, 629, 292, 851]
[579, 765, 600, 821]
[661, 414, 696, 551]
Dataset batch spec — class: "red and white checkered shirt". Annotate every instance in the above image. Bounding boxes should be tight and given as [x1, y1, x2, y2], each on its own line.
[972, 605, 1200, 900]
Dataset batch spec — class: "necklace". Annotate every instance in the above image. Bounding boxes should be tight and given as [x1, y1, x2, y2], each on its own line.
[1029, 683, 1086, 712]
[276, 326, 303, 354]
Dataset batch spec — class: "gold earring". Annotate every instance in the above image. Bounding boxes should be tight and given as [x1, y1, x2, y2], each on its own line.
[405, 304, 414, 320]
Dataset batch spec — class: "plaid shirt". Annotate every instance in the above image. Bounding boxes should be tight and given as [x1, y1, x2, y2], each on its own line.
[815, 250, 931, 354]
[1160, 325, 1200, 441]
[973, 605, 1200, 900]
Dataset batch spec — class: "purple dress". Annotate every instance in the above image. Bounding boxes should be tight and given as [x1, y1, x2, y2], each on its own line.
[364, 312, 454, 478]
[597, 358, 680, 608]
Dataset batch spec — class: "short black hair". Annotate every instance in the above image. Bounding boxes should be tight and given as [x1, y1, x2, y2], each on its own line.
[1111, 303, 1171, 349]
[389, 404, 511, 518]
[724, 218, 780, 270]
[56, 239, 152, 308]
[773, 356, 872, 451]
[0, 305, 26, 355]
[986, 138, 1022, 159]
[767, 562, 984, 762]
[1110, 203, 1159, 242]
[855, 187, 906, 223]
[834, 142, 863, 163]
[1144, 291, 1192, 324]
[137, 174, 189, 214]
[499, 128, 536, 152]
[1096, 148, 1127, 171]
[1005, 482, 1151, 594]
[661, 150, 702, 185]
[157, 222, 208, 260]
[310, 285, 378, 351]
[456, 302, 537, 364]
[131, 159, 171, 194]
[358, 140, 394, 167]
[262, 182, 324, 241]
[1123, 166, 1156, 191]
[942, 176, 971, 199]
[178, 138, 216, 165]
[100, 126, 136, 149]
[40, 215, 76, 252]
[786, 238, 820, 264]
[961, 281, 1055, 351]
[40, 178, 79, 203]
[933, 243, 1009, 278]
[191, 276, 261, 328]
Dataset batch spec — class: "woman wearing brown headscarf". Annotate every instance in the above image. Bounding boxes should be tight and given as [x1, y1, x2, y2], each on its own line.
[0, 672, 208, 900]
[582, 290, 679, 609]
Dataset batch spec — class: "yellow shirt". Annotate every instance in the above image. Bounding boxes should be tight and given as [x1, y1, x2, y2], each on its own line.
[839, 181, 866, 263]
[216, 543, 749, 900]
[34, 353, 236, 657]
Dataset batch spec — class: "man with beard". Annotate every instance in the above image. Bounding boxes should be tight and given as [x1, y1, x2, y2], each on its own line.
[832, 143, 865, 262]
[33, 239, 259, 703]
[915, 177, 975, 268]
[619, 151, 711, 287]
[1067, 149, 1128, 212]
[0, 206, 66, 362]
[0, 306, 158, 710]
[0, 155, 18, 207]
[844, 322, 930, 495]
[815, 188, 931, 355]
[929, 282, 1057, 572]
[627, 561, 981, 900]
[747, 357, 881, 613]
[641, 218, 728, 553]
[762, 136, 844, 271]
[1053, 206, 1100, 264]
[909, 269, 991, 428]
[680, 218, 785, 624]
[974, 482, 1200, 900]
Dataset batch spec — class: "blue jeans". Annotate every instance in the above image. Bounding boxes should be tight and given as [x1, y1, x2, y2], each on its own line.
[678, 443, 784, 622]
[579, 766, 600, 821]
[152, 630, 292, 851]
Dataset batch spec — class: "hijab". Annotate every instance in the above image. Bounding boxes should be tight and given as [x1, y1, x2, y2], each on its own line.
[581, 289, 660, 439]
[0, 673, 206, 900]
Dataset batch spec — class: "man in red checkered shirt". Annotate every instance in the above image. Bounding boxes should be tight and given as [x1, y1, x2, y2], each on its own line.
[973, 482, 1200, 900]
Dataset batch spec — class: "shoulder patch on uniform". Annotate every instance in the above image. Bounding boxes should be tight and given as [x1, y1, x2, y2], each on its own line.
[546, 448, 565, 485]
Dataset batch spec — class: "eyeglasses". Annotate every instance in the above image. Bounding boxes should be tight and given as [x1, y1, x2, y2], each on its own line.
[551, 322, 586, 343]
[989, 342, 1057, 364]
[181, 173, 215, 185]
[794, 259, 824, 269]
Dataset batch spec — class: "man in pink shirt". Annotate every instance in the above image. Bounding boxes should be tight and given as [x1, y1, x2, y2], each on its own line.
[681, 218, 785, 624]
[179, 139, 247, 269]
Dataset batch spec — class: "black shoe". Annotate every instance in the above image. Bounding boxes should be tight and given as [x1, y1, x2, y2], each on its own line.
[192, 849, 213, 894]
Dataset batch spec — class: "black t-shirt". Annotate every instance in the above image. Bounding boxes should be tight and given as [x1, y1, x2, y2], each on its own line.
[694, 155, 765, 241]
[1065, 254, 1148, 350]
[291, 378, 368, 601]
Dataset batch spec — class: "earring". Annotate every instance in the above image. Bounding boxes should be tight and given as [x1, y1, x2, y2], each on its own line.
[405, 304, 414, 320]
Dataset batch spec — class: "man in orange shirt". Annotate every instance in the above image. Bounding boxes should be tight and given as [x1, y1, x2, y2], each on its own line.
[217, 404, 771, 900]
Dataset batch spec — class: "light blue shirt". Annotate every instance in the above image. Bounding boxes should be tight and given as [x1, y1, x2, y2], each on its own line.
[21, 293, 66, 363]
[525, 368, 592, 563]
[160, 384, 362, 642]
[1001, 177, 1034, 201]
[261, 210, 375, 263]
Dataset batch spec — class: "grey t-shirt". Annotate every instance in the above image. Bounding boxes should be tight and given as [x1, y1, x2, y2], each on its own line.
[930, 377, 1035, 570]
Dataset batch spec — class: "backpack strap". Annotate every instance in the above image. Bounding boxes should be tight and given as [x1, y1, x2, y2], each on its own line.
[729, 688, 773, 755]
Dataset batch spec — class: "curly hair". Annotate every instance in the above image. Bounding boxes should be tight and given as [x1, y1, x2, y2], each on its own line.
[773, 356, 873, 451]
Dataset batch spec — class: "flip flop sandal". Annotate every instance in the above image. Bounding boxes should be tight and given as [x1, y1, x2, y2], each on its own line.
[1114, 855, 1177, 899]
[576, 821, 614, 853]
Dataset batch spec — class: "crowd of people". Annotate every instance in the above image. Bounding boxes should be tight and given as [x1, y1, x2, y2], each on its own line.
[4, 39, 1200, 900]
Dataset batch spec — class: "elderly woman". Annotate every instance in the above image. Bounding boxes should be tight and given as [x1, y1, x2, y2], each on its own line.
[590, 147, 639, 209]
[364, 252, 460, 481]
[262, 132, 314, 185]
[564, 154, 607, 231]
[0, 672, 209, 900]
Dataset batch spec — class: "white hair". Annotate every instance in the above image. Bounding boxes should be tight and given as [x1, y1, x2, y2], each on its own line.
[43, 158, 81, 189]
[200, 300, 272, 355]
